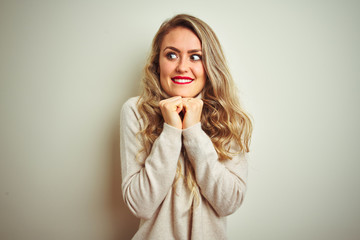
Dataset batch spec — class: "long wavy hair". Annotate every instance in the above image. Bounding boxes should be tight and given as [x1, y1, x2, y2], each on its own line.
[136, 14, 252, 205]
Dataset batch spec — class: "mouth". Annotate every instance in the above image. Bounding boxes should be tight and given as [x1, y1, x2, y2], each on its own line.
[171, 76, 194, 84]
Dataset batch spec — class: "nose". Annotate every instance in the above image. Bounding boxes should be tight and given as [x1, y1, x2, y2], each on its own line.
[176, 57, 188, 73]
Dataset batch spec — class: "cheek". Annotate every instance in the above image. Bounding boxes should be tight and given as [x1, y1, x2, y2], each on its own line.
[194, 64, 206, 79]
[159, 60, 173, 77]
[159, 61, 170, 89]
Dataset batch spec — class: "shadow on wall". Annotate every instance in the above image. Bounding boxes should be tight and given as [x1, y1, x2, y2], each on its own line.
[110, 117, 139, 239]
[108, 56, 144, 239]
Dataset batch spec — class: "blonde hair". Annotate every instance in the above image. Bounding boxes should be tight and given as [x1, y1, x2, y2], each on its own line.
[136, 14, 252, 205]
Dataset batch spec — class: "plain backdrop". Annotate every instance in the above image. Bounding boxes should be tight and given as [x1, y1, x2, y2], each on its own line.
[0, 0, 359, 239]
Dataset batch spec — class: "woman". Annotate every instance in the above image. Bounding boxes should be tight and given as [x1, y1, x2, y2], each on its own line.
[120, 14, 252, 239]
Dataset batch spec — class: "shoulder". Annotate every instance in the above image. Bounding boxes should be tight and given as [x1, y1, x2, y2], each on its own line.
[120, 96, 141, 119]
[121, 96, 140, 113]
[122, 96, 139, 108]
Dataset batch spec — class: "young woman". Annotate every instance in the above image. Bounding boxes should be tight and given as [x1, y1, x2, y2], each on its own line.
[120, 14, 252, 239]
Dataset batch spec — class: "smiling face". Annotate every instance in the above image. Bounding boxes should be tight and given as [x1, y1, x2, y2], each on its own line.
[159, 27, 206, 98]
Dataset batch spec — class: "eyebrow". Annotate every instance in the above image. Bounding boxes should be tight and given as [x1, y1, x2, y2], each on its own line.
[163, 46, 202, 54]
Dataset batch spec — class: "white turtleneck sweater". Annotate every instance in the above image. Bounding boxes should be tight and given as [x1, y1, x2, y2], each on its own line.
[120, 96, 248, 240]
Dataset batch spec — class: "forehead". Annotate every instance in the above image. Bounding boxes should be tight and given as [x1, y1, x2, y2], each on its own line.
[161, 27, 201, 50]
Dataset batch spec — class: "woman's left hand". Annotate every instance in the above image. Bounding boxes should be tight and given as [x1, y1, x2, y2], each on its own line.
[182, 98, 203, 129]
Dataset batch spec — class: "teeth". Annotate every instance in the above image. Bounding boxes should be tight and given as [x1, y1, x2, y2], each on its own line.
[173, 79, 192, 83]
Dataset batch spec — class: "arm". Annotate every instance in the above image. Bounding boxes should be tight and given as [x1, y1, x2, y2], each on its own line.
[182, 123, 248, 217]
[120, 98, 182, 219]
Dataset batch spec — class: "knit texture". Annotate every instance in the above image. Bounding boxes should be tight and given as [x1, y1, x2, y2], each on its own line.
[120, 96, 248, 240]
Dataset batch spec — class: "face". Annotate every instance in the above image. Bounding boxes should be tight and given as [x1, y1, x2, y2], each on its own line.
[158, 27, 206, 98]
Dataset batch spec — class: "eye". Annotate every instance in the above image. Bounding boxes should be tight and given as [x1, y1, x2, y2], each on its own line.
[166, 52, 177, 60]
[190, 54, 202, 61]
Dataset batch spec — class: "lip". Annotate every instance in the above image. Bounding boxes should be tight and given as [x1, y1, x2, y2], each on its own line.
[171, 76, 194, 85]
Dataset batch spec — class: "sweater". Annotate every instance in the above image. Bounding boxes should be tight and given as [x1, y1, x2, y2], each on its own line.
[120, 96, 248, 240]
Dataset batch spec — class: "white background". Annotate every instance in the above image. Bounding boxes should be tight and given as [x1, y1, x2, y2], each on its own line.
[0, 0, 359, 239]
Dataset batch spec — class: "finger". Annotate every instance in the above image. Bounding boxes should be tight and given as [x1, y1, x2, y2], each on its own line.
[175, 103, 183, 114]
[171, 98, 183, 113]
[167, 97, 183, 107]
[166, 96, 182, 103]
[182, 98, 195, 110]
[181, 97, 192, 106]
[182, 98, 193, 102]
[160, 97, 183, 111]
[159, 96, 181, 106]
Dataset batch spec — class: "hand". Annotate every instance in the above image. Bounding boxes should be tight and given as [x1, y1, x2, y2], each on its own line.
[182, 98, 203, 129]
[159, 96, 183, 129]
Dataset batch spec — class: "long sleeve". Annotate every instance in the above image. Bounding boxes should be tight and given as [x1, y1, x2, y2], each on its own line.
[120, 97, 183, 219]
[182, 123, 248, 217]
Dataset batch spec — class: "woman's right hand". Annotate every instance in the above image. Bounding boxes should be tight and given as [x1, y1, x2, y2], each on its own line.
[159, 96, 183, 129]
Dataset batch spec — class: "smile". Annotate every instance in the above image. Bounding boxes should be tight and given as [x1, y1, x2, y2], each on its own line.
[171, 76, 194, 84]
